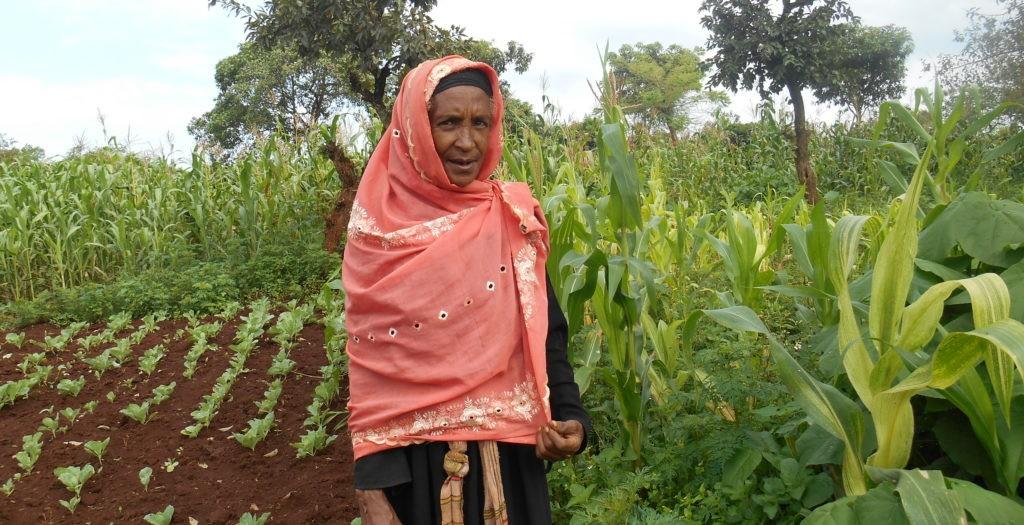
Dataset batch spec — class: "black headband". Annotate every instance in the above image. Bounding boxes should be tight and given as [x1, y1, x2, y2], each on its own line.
[433, 68, 493, 97]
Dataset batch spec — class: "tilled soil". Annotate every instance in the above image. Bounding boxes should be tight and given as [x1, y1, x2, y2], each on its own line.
[0, 314, 358, 524]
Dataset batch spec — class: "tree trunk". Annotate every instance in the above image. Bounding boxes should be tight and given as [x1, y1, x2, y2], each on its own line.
[787, 82, 820, 204]
[321, 140, 360, 253]
[667, 124, 679, 146]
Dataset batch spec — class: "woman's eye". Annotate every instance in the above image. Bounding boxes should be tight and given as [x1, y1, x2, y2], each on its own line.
[474, 119, 490, 128]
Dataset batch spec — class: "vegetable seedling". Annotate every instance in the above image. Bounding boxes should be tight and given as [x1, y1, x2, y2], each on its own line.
[120, 401, 154, 424]
[239, 511, 271, 525]
[1, 477, 15, 496]
[4, 332, 26, 349]
[60, 407, 81, 425]
[143, 504, 174, 525]
[234, 411, 275, 450]
[54, 463, 95, 513]
[163, 458, 178, 473]
[83, 437, 110, 464]
[38, 416, 63, 437]
[151, 382, 176, 405]
[14, 432, 43, 473]
[56, 376, 86, 397]
[138, 466, 153, 491]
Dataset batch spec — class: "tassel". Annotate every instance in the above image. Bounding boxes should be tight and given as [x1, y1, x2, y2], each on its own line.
[480, 440, 508, 524]
[439, 441, 508, 525]
[440, 441, 469, 525]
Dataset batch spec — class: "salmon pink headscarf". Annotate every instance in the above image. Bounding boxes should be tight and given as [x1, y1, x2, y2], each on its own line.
[343, 56, 551, 460]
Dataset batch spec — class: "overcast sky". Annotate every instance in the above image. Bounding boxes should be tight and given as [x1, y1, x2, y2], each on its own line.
[0, 0, 999, 160]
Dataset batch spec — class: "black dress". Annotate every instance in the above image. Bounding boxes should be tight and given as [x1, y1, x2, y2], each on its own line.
[353, 277, 592, 524]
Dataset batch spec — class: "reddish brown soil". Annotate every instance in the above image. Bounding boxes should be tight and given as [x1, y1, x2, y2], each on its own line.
[0, 314, 358, 524]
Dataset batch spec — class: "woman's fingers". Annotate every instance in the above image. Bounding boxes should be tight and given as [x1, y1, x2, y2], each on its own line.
[534, 427, 556, 460]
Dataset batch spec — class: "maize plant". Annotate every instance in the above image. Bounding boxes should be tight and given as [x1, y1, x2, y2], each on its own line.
[0, 133, 337, 302]
[706, 120, 1024, 505]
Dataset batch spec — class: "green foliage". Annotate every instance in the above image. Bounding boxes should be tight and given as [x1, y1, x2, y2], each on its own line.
[699, 0, 856, 99]
[213, 0, 531, 119]
[608, 42, 719, 142]
[53, 463, 95, 514]
[138, 467, 153, 491]
[189, 42, 352, 156]
[813, 24, 914, 124]
[14, 432, 43, 473]
[56, 376, 86, 397]
[233, 411, 276, 449]
[143, 505, 174, 525]
[934, 0, 1024, 122]
[83, 437, 110, 464]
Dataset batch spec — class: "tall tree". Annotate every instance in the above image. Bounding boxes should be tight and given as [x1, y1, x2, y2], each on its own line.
[700, 0, 857, 203]
[933, 0, 1023, 121]
[189, 42, 352, 156]
[211, 0, 531, 121]
[814, 24, 914, 125]
[608, 42, 724, 144]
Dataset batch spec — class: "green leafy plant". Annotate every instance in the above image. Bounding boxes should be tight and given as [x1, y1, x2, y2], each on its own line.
[138, 344, 166, 376]
[38, 415, 63, 437]
[1, 477, 15, 497]
[144, 504, 174, 525]
[267, 349, 296, 377]
[234, 411, 275, 450]
[83, 437, 110, 464]
[82, 349, 116, 378]
[53, 463, 95, 513]
[239, 511, 271, 525]
[17, 352, 45, 375]
[56, 376, 86, 397]
[120, 401, 155, 424]
[1, 377, 39, 409]
[255, 379, 283, 414]
[138, 466, 153, 491]
[151, 382, 176, 405]
[14, 432, 43, 473]
[60, 406, 81, 425]
[4, 332, 26, 349]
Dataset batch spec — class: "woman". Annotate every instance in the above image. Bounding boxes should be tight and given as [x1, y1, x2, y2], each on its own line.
[342, 55, 591, 524]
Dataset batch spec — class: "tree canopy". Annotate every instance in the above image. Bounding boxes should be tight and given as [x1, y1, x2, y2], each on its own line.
[210, 0, 532, 120]
[188, 42, 352, 156]
[608, 42, 724, 143]
[934, 0, 1023, 120]
[700, 0, 860, 202]
[813, 24, 914, 124]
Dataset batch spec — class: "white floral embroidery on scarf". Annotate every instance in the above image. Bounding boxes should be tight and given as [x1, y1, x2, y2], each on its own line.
[351, 377, 541, 447]
[513, 242, 540, 322]
[348, 201, 474, 250]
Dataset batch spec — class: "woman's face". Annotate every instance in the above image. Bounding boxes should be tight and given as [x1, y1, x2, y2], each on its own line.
[428, 85, 493, 187]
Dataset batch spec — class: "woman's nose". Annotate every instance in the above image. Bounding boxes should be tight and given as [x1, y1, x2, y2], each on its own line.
[454, 126, 474, 149]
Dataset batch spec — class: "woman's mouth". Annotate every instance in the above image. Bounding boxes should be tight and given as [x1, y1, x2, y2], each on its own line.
[447, 158, 477, 170]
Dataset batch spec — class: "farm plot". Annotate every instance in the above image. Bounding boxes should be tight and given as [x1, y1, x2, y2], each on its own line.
[0, 303, 357, 523]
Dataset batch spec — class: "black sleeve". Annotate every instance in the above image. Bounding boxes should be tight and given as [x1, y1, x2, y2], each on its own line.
[545, 275, 592, 454]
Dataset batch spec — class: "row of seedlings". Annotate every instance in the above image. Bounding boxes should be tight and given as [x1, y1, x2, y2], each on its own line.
[180, 305, 234, 379]
[234, 301, 313, 450]
[2, 397, 102, 498]
[0, 321, 90, 411]
[292, 291, 347, 458]
[182, 299, 274, 438]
